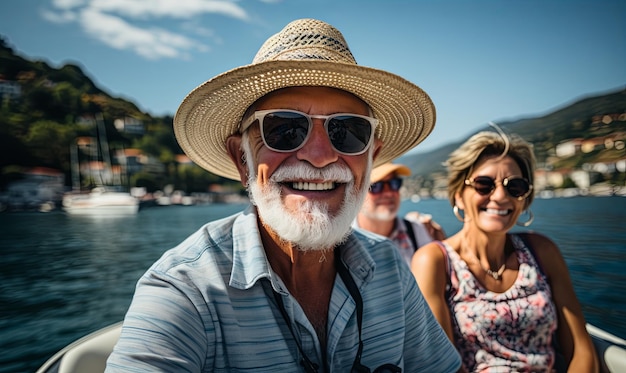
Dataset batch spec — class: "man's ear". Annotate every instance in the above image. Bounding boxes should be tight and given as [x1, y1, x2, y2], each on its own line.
[226, 135, 248, 186]
[370, 138, 383, 161]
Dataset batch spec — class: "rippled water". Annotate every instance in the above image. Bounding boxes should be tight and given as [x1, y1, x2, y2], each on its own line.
[1, 197, 624, 372]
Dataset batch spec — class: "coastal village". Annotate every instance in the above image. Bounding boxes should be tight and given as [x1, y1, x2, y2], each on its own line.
[406, 112, 626, 202]
[1, 104, 624, 212]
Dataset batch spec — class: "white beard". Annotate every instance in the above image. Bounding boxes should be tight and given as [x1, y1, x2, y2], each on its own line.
[242, 133, 372, 252]
[361, 204, 397, 222]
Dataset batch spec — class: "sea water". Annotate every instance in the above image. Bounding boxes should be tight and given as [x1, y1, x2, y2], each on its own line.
[1, 197, 624, 372]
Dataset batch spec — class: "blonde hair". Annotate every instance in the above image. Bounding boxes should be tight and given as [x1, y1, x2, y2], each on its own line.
[445, 126, 536, 208]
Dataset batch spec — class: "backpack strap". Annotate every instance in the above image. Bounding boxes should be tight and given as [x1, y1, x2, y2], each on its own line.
[403, 218, 419, 252]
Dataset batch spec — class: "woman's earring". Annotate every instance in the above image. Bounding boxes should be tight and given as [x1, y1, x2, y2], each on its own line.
[516, 209, 534, 227]
[453, 205, 465, 222]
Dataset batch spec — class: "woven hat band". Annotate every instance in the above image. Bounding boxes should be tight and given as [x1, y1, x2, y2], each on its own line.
[253, 19, 356, 64]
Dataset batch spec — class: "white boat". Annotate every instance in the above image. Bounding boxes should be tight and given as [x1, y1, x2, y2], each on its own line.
[63, 114, 139, 216]
[62, 187, 139, 216]
[36, 322, 626, 373]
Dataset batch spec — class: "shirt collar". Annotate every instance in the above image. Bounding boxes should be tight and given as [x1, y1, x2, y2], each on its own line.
[229, 205, 273, 290]
[230, 205, 376, 290]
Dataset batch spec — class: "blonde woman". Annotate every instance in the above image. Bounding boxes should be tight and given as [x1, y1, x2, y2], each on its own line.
[411, 127, 598, 372]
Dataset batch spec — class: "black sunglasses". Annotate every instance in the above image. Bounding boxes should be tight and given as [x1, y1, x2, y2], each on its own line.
[369, 177, 403, 194]
[241, 109, 378, 155]
[465, 176, 532, 200]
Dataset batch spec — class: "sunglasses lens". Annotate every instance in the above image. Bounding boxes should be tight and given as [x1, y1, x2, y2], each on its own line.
[471, 176, 495, 195]
[369, 181, 384, 194]
[388, 178, 403, 191]
[327, 116, 373, 154]
[506, 178, 530, 198]
[262, 111, 310, 151]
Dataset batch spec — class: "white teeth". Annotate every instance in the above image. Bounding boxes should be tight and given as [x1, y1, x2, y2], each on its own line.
[485, 208, 509, 216]
[291, 181, 335, 191]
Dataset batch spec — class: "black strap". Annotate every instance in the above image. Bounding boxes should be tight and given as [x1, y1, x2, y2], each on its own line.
[271, 249, 365, 373]
[403, 219, 419, 251]
[273, 291, 320, 373]
[334, 249, 365, 370]
[335, 249, 402, 373]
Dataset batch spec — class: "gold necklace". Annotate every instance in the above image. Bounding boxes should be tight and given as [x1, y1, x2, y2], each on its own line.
[484, 263, 506, 280]
[465, 249, 507, 280]
[463, 237, 512, 281]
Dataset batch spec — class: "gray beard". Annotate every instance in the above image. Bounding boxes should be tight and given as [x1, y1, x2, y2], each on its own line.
[242, 133, 372, 252]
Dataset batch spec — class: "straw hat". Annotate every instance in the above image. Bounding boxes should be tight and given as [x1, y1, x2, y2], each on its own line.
[370, 163, 411, 183]
[174, 18, 435, 180]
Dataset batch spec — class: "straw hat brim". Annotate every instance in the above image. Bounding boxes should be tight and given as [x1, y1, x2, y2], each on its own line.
[174, 59, 435, 180]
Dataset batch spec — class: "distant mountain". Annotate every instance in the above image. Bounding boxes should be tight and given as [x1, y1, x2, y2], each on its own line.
[398, 86, 626, 178]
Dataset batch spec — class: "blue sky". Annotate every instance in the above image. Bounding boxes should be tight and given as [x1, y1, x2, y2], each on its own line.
[1, 0, 624, 153]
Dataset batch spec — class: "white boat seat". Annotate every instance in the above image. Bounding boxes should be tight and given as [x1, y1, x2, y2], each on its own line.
[587, 324, 626, 373]
[36, 322, 122, 373]
[58, 323, 121, 373]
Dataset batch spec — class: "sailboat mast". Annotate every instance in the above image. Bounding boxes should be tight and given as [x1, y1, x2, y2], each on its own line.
[96, 113, 113, 186]
[70, 143, 80, 191]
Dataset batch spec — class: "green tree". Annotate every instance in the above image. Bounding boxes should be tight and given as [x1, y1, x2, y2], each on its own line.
[24, 120, 75, 169]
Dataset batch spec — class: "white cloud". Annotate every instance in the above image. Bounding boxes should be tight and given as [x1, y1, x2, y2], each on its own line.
[44, 0, 249, 60]
[79, 8, 206, 59]
[52, 0, 87, 9]
[88, 0, 248, 20]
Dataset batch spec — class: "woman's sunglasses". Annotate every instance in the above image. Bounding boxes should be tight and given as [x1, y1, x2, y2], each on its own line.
[465, 176, 532, 200]
[241, 109, 378, 155]
[369, 177, 403, 194]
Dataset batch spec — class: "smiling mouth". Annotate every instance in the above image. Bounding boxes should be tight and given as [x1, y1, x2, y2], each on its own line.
[288, 181, 339, 191]
[483, 208, 511, 216]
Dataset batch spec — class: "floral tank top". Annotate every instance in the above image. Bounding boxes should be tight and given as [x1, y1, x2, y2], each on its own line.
[443, 234, 558, 372]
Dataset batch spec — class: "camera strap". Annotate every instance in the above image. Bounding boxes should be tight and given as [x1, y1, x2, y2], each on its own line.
[271, 247, 364, 373]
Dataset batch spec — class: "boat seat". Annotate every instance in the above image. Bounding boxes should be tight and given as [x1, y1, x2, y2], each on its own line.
[59, 323, 121, 373]
[36, 322, 122, 373]
[588, 324, 626, 373]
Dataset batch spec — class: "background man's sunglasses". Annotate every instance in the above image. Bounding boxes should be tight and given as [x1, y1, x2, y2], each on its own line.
[465, 176, 532, 200]
[369, 177, 403, 194]
[242, 109, 378, 155]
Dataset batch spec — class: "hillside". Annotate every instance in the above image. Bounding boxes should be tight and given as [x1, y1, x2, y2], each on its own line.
[399, 87, 626, 178]
[0, 35, 233, 193]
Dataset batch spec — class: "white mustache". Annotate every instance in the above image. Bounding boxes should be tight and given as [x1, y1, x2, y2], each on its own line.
[270, 164, 353, 184]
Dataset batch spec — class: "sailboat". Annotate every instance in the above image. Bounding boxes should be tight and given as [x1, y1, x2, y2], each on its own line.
[62, 114, 139, 216]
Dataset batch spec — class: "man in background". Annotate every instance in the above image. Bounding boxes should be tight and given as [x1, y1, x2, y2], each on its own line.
[355, 162, 446, 265]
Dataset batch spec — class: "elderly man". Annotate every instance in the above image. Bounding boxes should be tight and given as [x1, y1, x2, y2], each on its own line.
[355, 163, 446, 265]
[106, 19, 461, 372]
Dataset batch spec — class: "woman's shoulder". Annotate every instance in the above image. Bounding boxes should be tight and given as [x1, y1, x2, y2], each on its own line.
[411, 240, 450, 269]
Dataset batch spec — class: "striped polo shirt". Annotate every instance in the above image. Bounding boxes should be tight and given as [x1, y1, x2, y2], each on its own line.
[106, 205, 461, 372]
